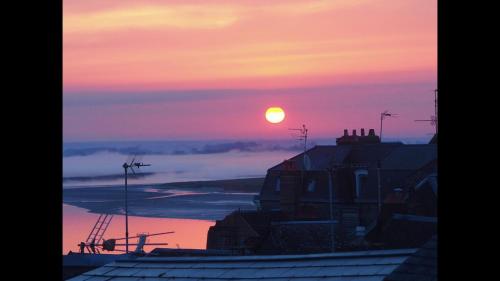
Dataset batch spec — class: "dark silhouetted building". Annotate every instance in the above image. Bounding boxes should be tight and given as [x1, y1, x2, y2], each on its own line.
[208, 129, 437, 253]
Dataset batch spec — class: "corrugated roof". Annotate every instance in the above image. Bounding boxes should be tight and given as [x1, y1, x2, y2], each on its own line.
[69, 249, 417, 281]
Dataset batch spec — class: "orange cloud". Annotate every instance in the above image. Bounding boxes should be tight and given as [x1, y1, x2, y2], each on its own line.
[64, 0, 436, 91]
[64, 0, 371, 33]
[64, 5, 239, 33]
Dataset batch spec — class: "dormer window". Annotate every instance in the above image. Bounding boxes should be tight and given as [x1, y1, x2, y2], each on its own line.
[307, 180, 316, 192]
[354, 169, 368, 198]
[275, 177, 281, 192]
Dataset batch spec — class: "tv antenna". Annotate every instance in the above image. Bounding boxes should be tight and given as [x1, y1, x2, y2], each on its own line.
[414, 89, 438, 135]
[289, 124, 308, 151]
[78, 213, 114, 254]
[79, 231, 174, 254]
[289, 124, 310, 170]
[380, 110, 397, 142]
[122, 155, 151, 254]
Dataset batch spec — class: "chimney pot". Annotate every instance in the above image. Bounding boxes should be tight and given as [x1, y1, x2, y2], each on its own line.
[361, 128, 365, 136]
[352, 129, 357, 136]
[369, 129, 375, 136]
[344, 129, 348, 136]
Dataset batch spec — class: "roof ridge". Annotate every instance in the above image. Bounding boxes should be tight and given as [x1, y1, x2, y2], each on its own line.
[130, 249, 418, 263]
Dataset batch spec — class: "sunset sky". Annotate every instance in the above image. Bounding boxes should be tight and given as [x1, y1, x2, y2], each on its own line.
[63, 0, 437, 142]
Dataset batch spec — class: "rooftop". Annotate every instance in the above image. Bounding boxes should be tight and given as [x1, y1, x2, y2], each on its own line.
[269, 141, 437, 172]
[68, 249, 419, 281]
[385, 236, 437, 281]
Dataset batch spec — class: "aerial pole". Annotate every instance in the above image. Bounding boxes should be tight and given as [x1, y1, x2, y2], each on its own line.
[434, 89, 438, 134]
[328, 167, 335, 252]
[379, 111, 396, 142]
[377, 160, 382, 212]
[289, 124, 308, 167]
[122, 162, 129, 254]
[303, 124, 308, 155]
[289, 125, 309, 203]
[123, 163, 128, 254]
[122, 157, 151, 254]
[415, 89, 438, 135]
[302, 125, 308, 168]
[380, 115, 382, 141]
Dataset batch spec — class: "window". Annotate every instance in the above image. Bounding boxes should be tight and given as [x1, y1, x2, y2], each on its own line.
[354, 169, 368, 198]
[275, 177, 281, 192]
[307, 180, 316, 192]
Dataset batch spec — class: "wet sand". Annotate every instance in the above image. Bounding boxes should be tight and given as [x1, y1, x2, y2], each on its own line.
[63, 177, 263, 220]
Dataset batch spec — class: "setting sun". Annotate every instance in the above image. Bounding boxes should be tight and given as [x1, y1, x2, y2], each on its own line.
[265, 107, 285, 124]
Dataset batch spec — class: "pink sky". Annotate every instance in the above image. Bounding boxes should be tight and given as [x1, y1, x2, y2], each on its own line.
[63, 0, 437, 141]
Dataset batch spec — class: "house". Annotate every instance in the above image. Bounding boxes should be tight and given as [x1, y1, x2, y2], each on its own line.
[364, 158, 438, 249]
[208, 129, 436, 252]
[259, 129, 435, 215]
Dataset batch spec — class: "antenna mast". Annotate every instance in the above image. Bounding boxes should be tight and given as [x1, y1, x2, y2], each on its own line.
[122, 156, 151, 254]
[414, 89, 438, 135]
[289, 124, 308, 165]
[434, 88, 438, 133]
[379, 111, 397, 142]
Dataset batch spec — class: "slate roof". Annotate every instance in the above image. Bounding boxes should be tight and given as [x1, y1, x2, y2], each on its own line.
[429, 134, 437, 144]
[344, 143, 403, 168]
[384, 236, 437, 281]
[68, 249, 418, 281]
[269, 145, 343, 171]
[64, 253, 126, 267]
[381, 145, 437, 170]
[268, 143, 436, 172]
[148, 248, 234, 257]
[402, 159, 437, 191]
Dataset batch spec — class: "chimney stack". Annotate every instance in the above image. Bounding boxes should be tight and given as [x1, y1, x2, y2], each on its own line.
[336, 128, 380, 145]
